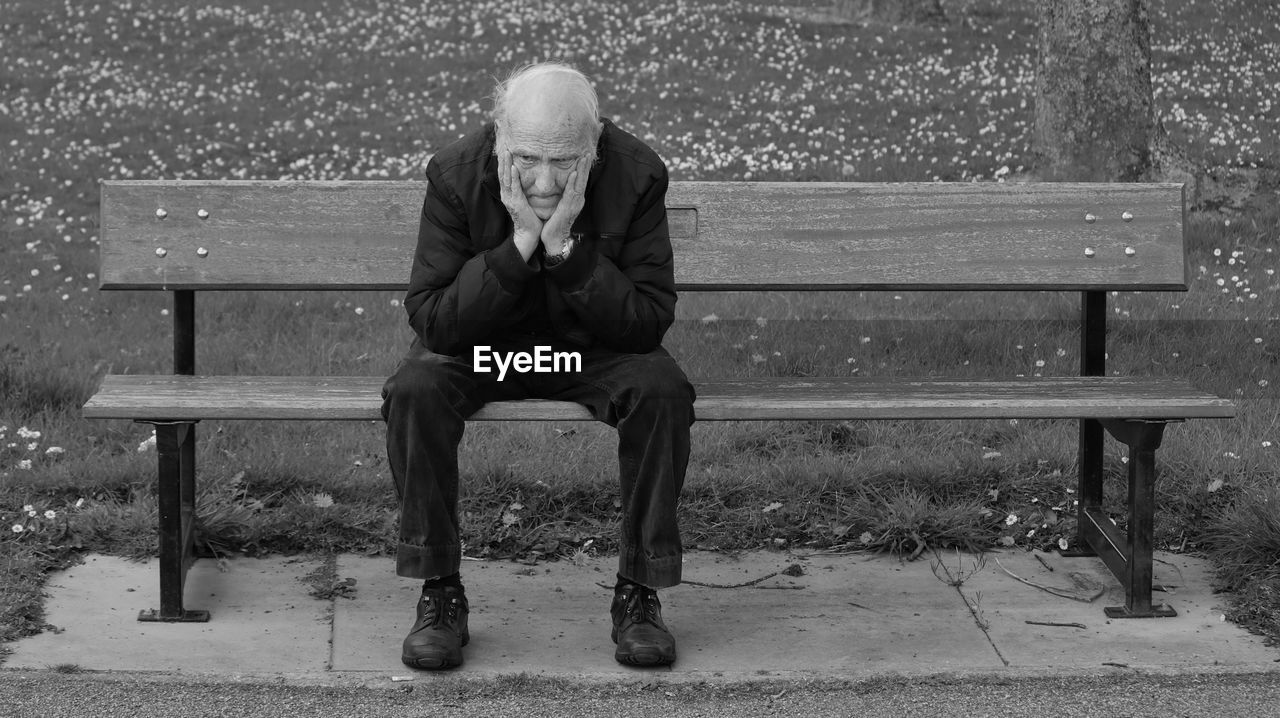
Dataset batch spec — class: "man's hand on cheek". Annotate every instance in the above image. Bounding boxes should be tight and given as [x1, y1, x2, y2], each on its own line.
[541, 155, 590, 254]
[498, 150, 543, 260]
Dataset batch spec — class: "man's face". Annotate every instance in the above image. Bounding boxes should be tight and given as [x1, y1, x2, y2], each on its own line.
[496, 104, 595, 220]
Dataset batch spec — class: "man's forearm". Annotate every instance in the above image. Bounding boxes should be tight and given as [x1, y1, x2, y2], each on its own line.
[558, 257, 676, 353]
[407, 239, 537, 354]
[513, 229, 540, 262]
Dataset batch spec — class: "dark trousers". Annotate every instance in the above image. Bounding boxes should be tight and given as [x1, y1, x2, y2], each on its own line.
[381, 336, 695, 589]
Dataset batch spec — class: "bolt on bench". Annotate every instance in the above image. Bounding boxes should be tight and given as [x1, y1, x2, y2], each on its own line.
[83, 180, 1234, 623]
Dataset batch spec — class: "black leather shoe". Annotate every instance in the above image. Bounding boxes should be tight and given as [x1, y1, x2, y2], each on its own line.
[611, 583, 676, 666]
[401, 585, 469, 670]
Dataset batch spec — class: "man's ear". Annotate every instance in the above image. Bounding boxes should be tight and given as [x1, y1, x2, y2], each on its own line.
[586, 120, 604, 161]
[493, 121, 507, 153]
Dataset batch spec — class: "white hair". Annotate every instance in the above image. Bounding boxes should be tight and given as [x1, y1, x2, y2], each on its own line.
[492, 62, 600, 147]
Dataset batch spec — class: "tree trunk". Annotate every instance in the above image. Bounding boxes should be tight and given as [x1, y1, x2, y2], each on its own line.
[1033, 0, 1158, 181]
[834, 0, 947, 25]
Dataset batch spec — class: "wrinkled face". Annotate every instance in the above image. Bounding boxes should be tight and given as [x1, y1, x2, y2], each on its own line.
[496, 91, 598, 220]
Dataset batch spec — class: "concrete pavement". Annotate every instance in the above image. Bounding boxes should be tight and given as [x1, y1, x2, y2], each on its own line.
[3, 549, 1276, 684]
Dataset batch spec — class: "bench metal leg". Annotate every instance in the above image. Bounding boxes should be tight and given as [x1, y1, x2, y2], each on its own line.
[1062, 417, 1105, 558]
[138, 420, 210, 622]
[1066, 291, 1107, 559]
[1086, 419, 1177, 618]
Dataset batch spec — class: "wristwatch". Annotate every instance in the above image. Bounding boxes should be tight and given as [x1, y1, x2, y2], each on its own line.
[544, 234, 577, 267]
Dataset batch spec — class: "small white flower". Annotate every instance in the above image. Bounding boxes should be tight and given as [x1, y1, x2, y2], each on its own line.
[11, 524, 23, 533]
[1058, 537, 1070, 551]
[1005, 513, 1019, 526]
[44, 510, 56, 520]
[22, 504, 34, 512]
[45, 446, 64, 455]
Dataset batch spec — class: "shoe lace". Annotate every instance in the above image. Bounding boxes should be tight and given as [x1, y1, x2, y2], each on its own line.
[421, 592, 463, 629]
[625, 588, 661, 625]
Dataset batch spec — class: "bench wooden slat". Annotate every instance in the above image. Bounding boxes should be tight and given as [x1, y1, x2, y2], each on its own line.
[84, 374, 1235, 422]
[99, 180, 1188, 291]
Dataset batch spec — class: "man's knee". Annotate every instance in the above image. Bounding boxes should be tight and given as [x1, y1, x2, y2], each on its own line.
[382, 348, 469, 417]
[619, 351, 696, 415]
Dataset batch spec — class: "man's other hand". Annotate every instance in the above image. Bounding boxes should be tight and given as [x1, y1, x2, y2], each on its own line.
[498, 150, 543, 261]
[540, 155, 590, 255]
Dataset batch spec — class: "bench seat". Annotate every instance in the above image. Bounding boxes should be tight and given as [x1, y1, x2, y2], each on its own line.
[85, 374, 1234, 422]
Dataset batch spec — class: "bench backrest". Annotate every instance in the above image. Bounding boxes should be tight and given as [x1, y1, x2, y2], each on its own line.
[98, 180, 1188, 292]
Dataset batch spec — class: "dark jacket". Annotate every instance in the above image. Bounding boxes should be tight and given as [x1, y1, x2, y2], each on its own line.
[404, 119, 676, 356]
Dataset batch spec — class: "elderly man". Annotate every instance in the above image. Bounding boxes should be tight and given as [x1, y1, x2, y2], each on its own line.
[381, 62, 695, 670]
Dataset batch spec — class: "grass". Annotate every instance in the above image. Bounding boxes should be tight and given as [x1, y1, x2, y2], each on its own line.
[2, 0, 1279, 648]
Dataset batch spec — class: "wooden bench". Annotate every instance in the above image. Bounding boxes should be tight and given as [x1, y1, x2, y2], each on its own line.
[83, 179, 1235, 623]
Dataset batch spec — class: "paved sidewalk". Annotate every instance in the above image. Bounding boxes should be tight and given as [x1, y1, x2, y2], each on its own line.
[4, 549, 1276, 683]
